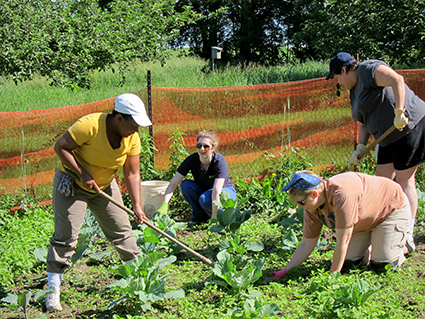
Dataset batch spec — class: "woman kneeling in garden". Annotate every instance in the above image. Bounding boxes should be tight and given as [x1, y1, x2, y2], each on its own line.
[272, 171, 411, 278]
[158, 130, 236, 225]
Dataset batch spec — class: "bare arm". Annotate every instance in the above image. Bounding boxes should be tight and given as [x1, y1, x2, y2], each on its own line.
[211, 177, 225, 219]
[123, 154, 148, 223]
[284, 236, 319, 271]
[357, 122, 371, 145]
[330, 226, 354, 273]
[54, 131, 99, 191]
[163, 172, 185, 203]
[374, 64, 406, 111]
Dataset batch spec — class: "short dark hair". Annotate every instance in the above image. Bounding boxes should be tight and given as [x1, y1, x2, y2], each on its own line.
[333, 58, 360, 77]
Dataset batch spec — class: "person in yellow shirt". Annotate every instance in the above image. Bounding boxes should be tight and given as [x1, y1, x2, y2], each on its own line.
[45, 93, 151, 312]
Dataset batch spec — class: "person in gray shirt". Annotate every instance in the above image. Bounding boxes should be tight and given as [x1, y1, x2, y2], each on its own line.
[326, 52, 425, 254]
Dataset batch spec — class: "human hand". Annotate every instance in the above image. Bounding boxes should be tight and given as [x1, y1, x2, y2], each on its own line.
[271, 268, 287, 279]
[347, 143, 366, 168]
[157, 202, 169, 216]
[80, 171, 100, 192]
[394, 109, 408, 130]
[134, 209, 149, 224]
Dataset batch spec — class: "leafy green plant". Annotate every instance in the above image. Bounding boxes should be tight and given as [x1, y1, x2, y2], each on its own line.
[109, 252, 173, 279]
[227, 298, 280, 319]
[135, 213, 187, 254]
[162, 130, 190, 181]
[218, 234, 264, 256]
[235, 176, 289, 217]
[278, 207, 304, 231]
[0, 204, 54, 288]
[108, 253, 184, 311]
[207, 251, 265, 294]
[278, 229, 299, 251]
[235, 147, 314, 218]
[305, 271, 381, 318]
[210, 191, 252, 234]
[206, 191, 266, 293]
[139, 134, 162, 182]
[1, 287, 54, 319]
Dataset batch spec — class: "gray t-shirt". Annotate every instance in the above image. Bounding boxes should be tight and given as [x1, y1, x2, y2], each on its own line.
[350, 60, 425, 146]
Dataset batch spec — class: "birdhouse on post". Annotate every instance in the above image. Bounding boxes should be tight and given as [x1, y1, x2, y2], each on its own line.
[211, 46, 223, 74]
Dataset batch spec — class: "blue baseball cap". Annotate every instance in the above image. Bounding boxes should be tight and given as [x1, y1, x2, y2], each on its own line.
[326, 52, 354, 80]
[282, 172, 321, 192]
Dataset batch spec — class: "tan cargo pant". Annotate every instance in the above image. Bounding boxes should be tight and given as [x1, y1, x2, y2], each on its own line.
[345, 194, 411, 267]
[46, 169, 140, 273]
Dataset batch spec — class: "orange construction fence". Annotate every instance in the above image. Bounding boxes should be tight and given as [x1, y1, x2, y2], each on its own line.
[1, 70, 425, 201]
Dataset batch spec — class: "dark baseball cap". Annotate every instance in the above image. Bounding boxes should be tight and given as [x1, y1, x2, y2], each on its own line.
[326, 52, 354, 80]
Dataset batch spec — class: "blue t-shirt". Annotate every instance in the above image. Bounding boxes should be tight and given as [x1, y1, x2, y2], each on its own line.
[350, 59, 425, 146]
[177, 152, 233, 191]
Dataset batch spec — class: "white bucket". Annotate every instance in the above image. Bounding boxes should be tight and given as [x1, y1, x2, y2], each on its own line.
[140, 180, 170, 219]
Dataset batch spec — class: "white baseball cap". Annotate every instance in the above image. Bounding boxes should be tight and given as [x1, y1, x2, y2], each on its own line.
[114, 93, 152, 126]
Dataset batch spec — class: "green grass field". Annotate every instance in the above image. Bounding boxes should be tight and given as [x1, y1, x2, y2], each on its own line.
[0, 53, 330, 112]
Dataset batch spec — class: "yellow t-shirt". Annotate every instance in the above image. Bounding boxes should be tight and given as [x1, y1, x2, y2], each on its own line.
[59, 112, 141, 191]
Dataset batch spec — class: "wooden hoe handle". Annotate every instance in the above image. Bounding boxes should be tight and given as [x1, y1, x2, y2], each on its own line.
[339, 125, 397, 174]
[97, 189, 215, 267]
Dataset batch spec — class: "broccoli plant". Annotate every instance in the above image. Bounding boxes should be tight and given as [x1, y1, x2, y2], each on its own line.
[108, 252, 184, 311]
[135, 213, 187, 254]
[207, 251, 265, 294]
[209, 191, 252, 234]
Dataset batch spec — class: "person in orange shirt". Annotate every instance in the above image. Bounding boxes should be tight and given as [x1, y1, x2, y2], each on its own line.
[45, 93, 151, 311]
[272, 171, 410, 278]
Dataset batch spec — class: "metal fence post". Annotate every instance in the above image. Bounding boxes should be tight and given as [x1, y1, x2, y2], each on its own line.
[147, 70, 154, 166]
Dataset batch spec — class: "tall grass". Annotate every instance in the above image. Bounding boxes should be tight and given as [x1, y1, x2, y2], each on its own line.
[0, 52, 329, 112]
[2, 51, 425, 113]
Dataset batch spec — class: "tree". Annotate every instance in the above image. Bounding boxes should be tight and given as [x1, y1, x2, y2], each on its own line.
[0, 0, 201, 89]
[171, 0, 288, 65]
[284, 0, 425, 65]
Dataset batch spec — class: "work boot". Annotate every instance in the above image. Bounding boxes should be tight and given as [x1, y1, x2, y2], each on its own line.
[46, 288, 62, 312]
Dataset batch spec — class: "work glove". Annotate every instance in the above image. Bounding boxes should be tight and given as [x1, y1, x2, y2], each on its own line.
[57, 173, 75, 197]
[347, 143, 366, 168]
[271, 268, 287, 279]
[394, 109, 408, 131]
[157, 202, 169, 216]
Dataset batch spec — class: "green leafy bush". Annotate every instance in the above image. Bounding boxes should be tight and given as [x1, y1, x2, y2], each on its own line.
[0, 205, 54, 288]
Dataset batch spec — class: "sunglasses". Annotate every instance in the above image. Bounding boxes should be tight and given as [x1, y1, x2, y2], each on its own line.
[196, 143, 211, 150]
[336, 83, 341, 97]
[296, 195, 309, 206]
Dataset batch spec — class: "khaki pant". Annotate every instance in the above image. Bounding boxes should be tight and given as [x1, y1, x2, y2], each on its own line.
[345, 194, 411, 267]
[46, 169, 140, 273]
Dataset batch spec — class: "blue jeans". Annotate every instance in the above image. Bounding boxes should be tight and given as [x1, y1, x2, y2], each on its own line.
[180, 179, 237, 222]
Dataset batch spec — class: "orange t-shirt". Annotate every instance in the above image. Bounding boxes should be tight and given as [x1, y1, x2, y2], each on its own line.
[59, 112, 141, 191]
[303, 172, 405, 238]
